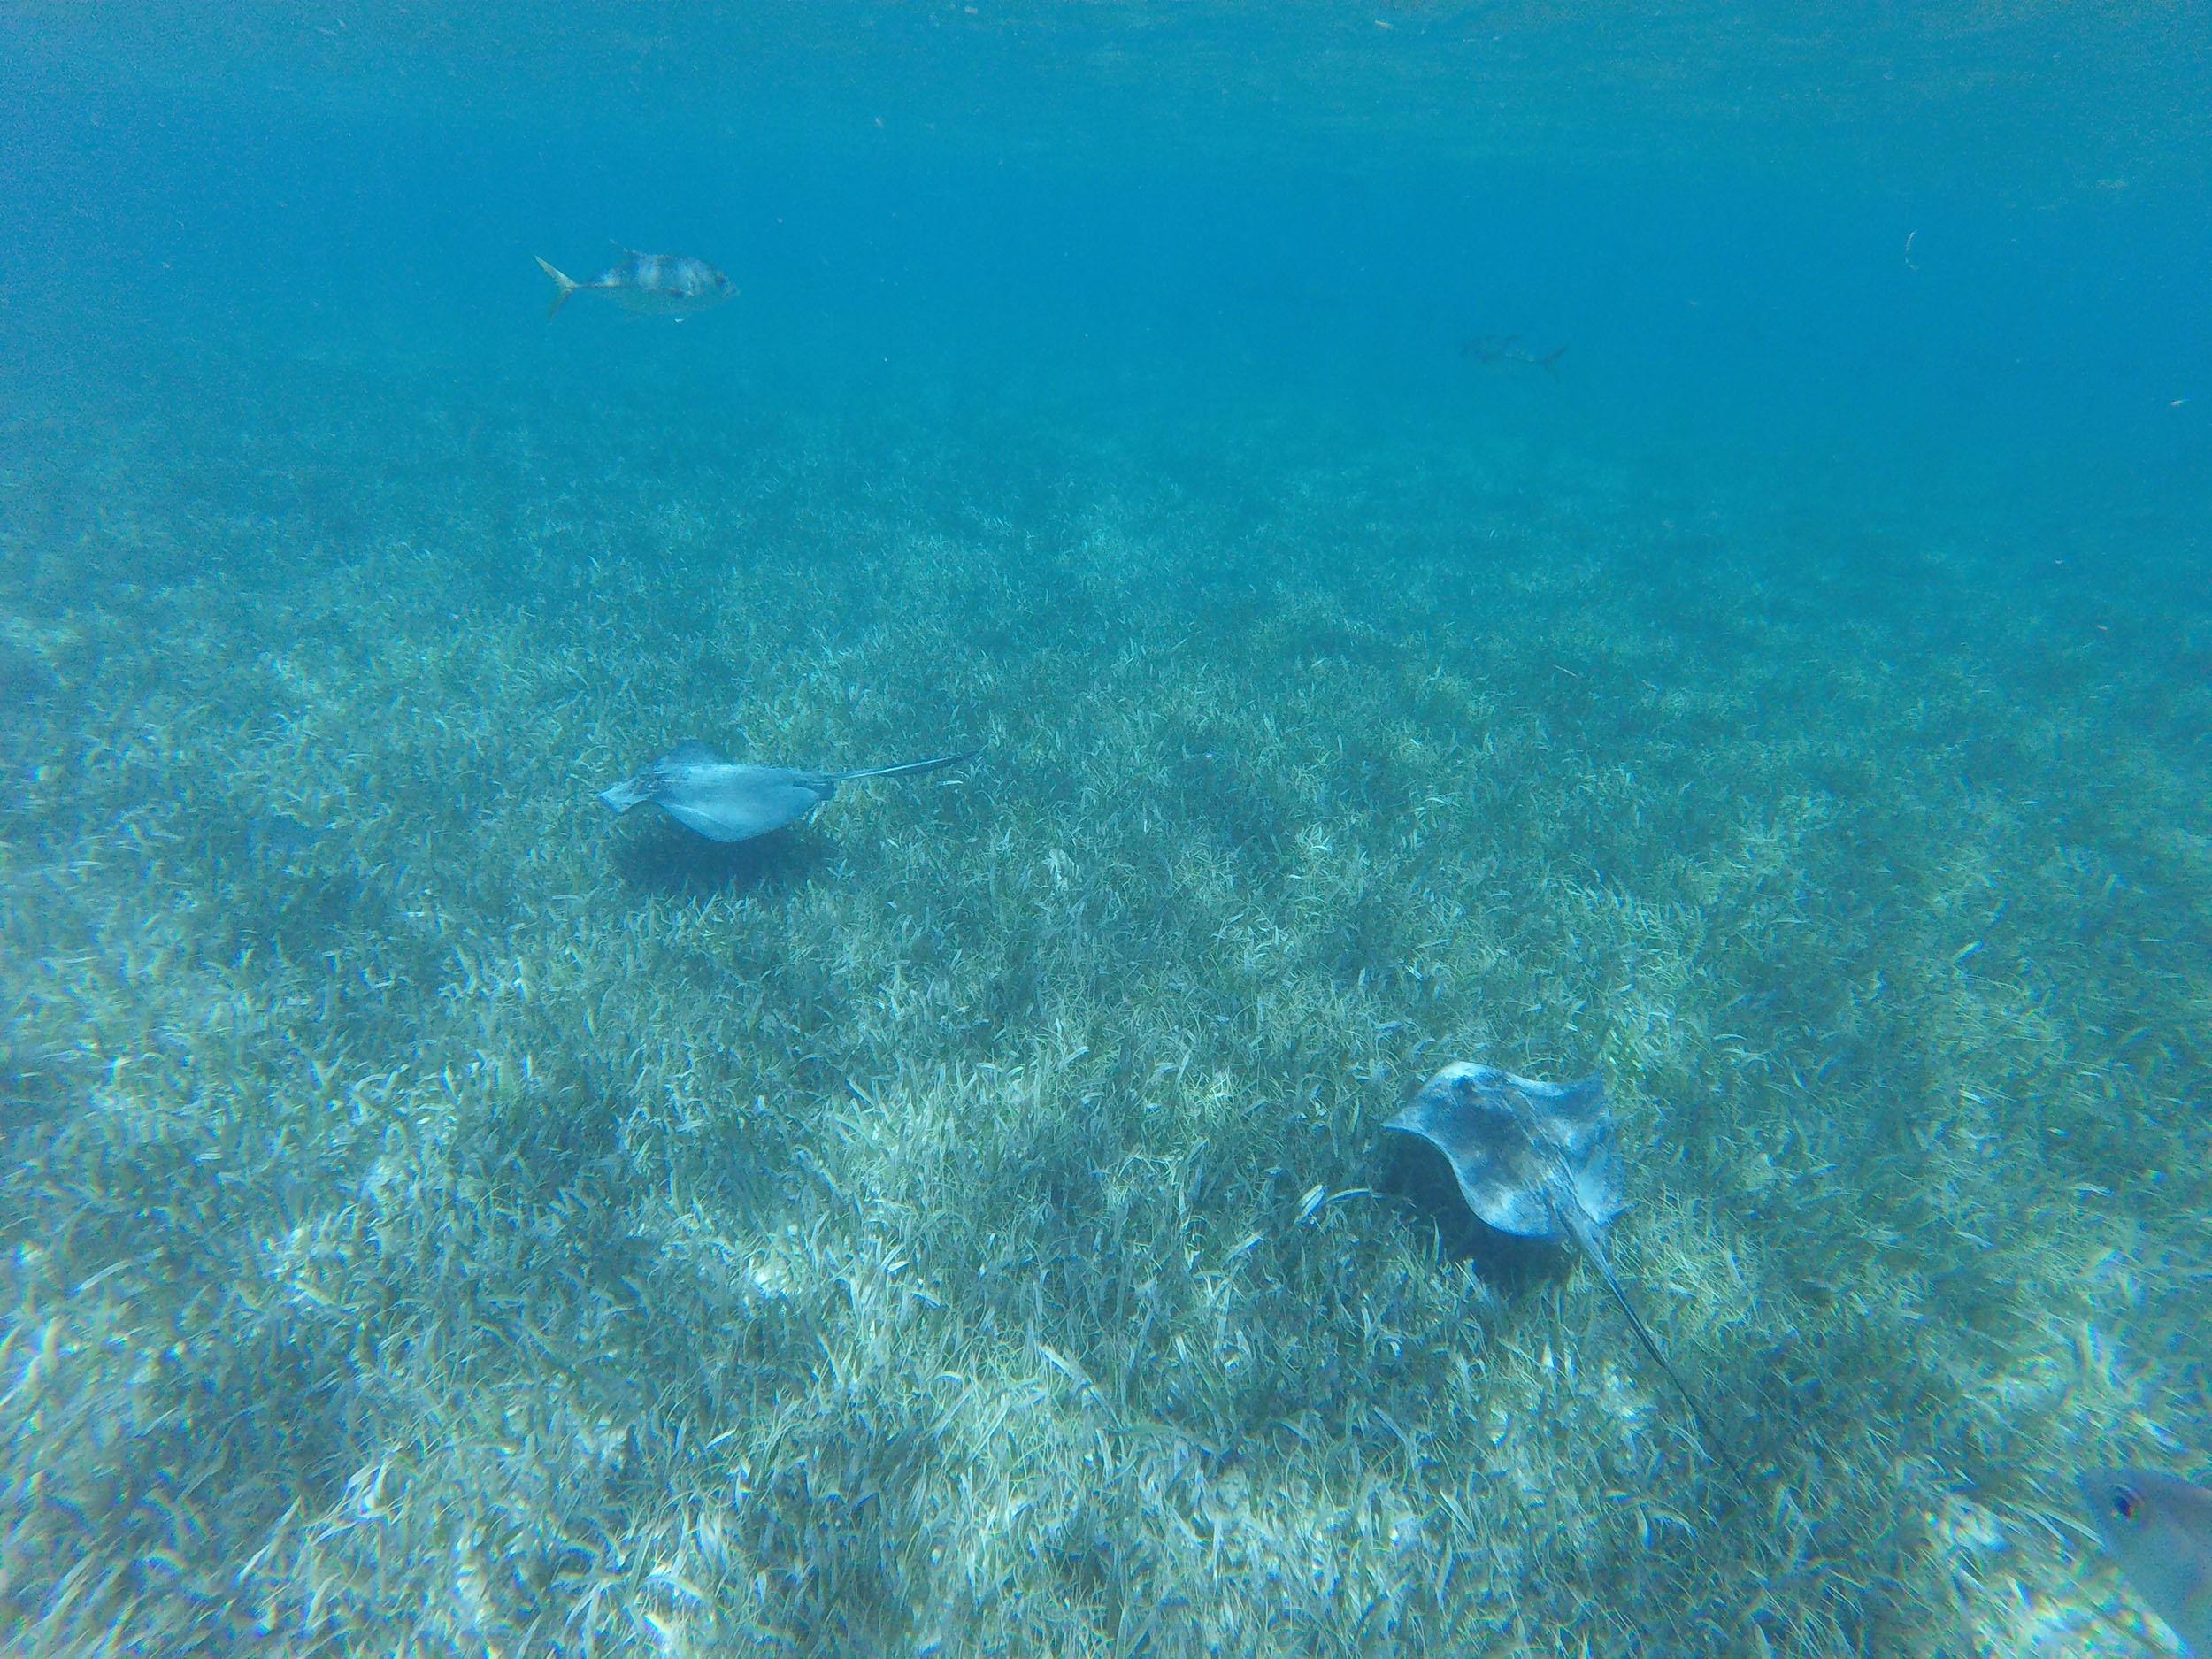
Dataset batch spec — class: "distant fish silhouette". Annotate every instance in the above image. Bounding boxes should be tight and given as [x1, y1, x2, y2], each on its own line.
[1388, 1060, 1746, 1479]
[597, 741, 979, 843]
[1460, 334, 1568, 378]
[2080, 1468, 2212, 1655]
[534, 249, 735, 320]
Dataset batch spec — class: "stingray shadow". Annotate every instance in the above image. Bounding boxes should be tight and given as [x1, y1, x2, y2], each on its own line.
[608, 820, 837, 900]
[1379, 1132, 1574, 1294]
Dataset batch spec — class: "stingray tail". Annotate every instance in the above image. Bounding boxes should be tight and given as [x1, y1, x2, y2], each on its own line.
[832, 746, 983, 784]
[1564, 1210, 1751, 1486]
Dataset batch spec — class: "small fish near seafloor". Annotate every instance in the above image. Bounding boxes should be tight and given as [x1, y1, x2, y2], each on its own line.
[1386, 1060, 1748, 1481]
[2081, 1468, 2212, 1656]
[598, 741, 980, 843]
[534, 250, 735, 319]
[1460, 334, 1569, 377]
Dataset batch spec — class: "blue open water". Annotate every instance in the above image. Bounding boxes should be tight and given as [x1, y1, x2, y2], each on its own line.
[4, 4, 2210, 1655]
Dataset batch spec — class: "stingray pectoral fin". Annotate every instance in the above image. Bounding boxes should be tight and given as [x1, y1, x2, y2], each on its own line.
[1383, 1111, 1561, 1240]
[657, 779, 825, 842]
[597, 777, 654, 815]
[1488, 1185, 1561, 1238]
[833, 746, 983, 784]
[1540, 1074, 1611, 1124]
[1571, 1137, 1629, 1229]
[660, 740, 726, 766]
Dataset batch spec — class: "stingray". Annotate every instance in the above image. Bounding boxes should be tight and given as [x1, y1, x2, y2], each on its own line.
[1387, 1060, 1746, 1479]
[597, 741, 980, 843]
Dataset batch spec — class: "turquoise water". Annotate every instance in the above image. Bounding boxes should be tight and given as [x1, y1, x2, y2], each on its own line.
[4, 4, 2209, 1655]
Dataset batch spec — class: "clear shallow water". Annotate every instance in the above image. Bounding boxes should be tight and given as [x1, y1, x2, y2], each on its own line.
[3, 4, 2208, 1655]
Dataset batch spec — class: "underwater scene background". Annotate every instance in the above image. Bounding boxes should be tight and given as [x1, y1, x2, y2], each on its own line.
[3, 3, 2208, 1654]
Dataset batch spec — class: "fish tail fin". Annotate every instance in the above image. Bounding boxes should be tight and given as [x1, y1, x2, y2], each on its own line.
[535, 256, 580, 319]
[1564, 1210, 1751, 1486]
[1540, 345, 1568, 379]
[833, 746, 984, 785]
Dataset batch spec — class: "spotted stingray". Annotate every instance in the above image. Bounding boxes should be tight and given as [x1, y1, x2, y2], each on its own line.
[1388, 1060, 1746, 1479]
[597, 741, 979, 843]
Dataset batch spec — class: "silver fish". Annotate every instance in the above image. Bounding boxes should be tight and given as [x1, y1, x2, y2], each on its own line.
[535, 249, 735, 319]
[1460, 334, 1568, 377]
[2081, 1468, 2212, 1655]
[597, 741, 979, 843]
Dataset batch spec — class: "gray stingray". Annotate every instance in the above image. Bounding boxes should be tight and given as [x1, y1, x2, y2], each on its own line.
[1388, 1060, 1746, 1479]
[598, 741, 980, 843]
